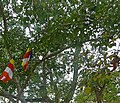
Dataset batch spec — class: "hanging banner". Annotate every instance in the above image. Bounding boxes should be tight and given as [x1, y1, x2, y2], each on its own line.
[22, 48, 32, 71]
[0, 59, 15, 83]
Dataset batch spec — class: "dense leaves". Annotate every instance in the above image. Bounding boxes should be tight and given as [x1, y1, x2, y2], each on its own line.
[0, 0, 120, 103]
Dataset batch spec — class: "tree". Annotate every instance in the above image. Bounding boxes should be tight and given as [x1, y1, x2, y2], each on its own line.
[0, 0, 120, 103]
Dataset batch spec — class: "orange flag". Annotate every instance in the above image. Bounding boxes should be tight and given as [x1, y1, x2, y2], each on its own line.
[0, 59, 15, 83]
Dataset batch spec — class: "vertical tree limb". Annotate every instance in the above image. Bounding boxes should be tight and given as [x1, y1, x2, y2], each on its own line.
[65, 44, 80, 102]
[49, 68, 60, 103]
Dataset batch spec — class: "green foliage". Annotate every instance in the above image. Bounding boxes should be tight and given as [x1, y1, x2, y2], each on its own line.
[0, 0, 120, 102]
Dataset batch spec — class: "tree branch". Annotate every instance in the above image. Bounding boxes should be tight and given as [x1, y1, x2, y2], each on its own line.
[65, 44, 80, 102]
[1, 91, 54, 103]
[0, 2, 25, 103]
[41, 45, 71, 61]
[49, 67, 60, 103]
[18, 45, 72, 102]
[0, 2, 12, 59]
[26, 97, 53, 102]
[0, 90, 16, 103]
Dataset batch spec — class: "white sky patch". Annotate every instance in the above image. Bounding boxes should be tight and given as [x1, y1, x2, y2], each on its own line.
[64, 72, 73, 81]
[49, 17, 53, 20]
[117, 93, 120, 96]
[108, 39, 120, 55]
[39, 55, 43, 60]
[25, 27, 35, 41]
[106, 38, 120, 71]
[17, 0, 22, 5]
[25, 27, 30, 37]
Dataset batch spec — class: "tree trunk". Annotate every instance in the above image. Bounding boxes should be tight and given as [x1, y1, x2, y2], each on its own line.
[96, 92, 102, 103]
[94, 82, 106, 103]
[94, 87, 104, 103]
[20, 94, 27, 103]
[65, 45, 80, 102]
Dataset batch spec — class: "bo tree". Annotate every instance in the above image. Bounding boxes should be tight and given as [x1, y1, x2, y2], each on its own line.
[0, 0, 120, 103]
